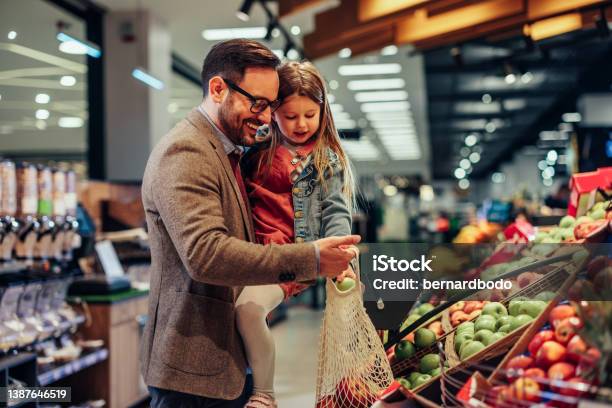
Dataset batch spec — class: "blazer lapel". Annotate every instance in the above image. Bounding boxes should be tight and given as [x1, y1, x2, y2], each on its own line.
[186, 108, 255, 242]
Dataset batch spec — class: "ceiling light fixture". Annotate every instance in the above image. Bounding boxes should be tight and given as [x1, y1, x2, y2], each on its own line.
[60, 75, 76, 86]
[8, 31, 17, 40]
[454, 168, 466, 179]
[354, 90, 408, 102]
[132, 68, 164, 90]
[338, 48, 352, 59]
[56, 32, 101, 58]
[35, 93, 50, 104]
[291, 25, 301, 36]
[360, 101, 410, 113]
[347, 78, 405, 91]
[465, 134, 478, 147]
[561, 112, 581, 123]
[381, 45, 398, 56]
[458, 179, 470, 189]
[36, 109, 50, 120]
[338, 63, 401, 76]
[58, 117, 84, 128]
[481, 93, 492, 104]
[202, 27, 266, 40]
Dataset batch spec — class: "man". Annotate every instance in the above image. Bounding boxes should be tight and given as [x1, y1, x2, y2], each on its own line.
[141, 39, 359, 407]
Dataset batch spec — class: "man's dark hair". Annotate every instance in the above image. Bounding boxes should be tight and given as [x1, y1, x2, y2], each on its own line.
[201, 39, 281, 97]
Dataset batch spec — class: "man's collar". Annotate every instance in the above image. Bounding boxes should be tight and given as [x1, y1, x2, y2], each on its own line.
[197, 105, 244, 155]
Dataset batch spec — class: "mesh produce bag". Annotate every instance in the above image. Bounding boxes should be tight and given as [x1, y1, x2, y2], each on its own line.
[315, 278, 393, 408]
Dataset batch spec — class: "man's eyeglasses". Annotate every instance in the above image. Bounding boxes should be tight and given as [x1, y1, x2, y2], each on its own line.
[222, 78, 281, 114]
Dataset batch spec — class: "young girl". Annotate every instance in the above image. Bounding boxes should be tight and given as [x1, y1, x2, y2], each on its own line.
[236, 61, 358, 408]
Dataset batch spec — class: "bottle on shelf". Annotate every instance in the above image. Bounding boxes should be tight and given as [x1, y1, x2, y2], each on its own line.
[34, 165, 55, 261]
[15, 163, 40, 264]
[0, 160, 19, 263]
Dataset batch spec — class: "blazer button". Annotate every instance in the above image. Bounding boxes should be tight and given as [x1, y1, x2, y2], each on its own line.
[295, 210, 304, 218]
[295, 237, 305, 243]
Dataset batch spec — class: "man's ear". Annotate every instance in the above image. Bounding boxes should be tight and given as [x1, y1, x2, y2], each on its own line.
[208, 76, 226, 103]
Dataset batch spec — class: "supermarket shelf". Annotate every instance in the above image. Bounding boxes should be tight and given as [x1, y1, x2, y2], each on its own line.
[38, 348, 108, 386]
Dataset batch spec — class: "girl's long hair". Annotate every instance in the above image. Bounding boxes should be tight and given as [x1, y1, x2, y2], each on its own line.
[256, 61, 356, 209]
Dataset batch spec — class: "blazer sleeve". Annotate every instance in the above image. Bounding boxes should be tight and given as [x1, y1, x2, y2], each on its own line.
[150, 140, 318, 286]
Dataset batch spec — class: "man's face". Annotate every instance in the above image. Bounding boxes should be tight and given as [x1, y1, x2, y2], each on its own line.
[218, 67, 279, 147]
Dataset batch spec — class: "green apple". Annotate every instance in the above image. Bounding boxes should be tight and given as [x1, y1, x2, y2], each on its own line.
[509, 297, 530, 316]
[534, 232, 548, 243]
[456, 322, 475, 335]
[510, 314, 533, 331]
[518, 300, 547, 318]
[419, 353, 440, 374]
[455, 332, 474, 353]
[397, 377, 411, 389]
[474, 315, 497, 332]
[474, 329, 495, 346]
[559, 215, 575, 228]
[394, 340, 416, 360]
[497, 324, 512, 334]
[489, 332, 505, 343]
[575, 216, 593, 225]
[412, 374, 432, 388]
[429, 367, 441, 377]
[336, 277, 355, 292]
[400, 314, 421, 331]
[414, 328, 437, 349]
[417, 303, 435, 315]
[590, 208, 605, 220]
[496, 315, 516, 330]
[408, 371, 422, 384]
[482, 302, 508, 319]
[460, 341, 486, 360]
[534, 291, 556, 302]
[591, 201, 607, 213]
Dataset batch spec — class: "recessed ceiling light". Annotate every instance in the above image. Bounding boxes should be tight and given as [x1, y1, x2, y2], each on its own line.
[8, 31, 17, 40]
[167, 102, 179, 113]
[465, 134, 478, 146]
[485, 121, 496, 133]
[347, 78, 405, 91]
[505, 73, 517, 84]
[338, 48, 352, 59]
[56, 32, 101, 58]
[335, 119, 356, 129]
[469, 152, 481, 163]
[354, 90, 408, 103]
[370, 121, 414, 129]
[561, 112, 581, 123]
[58, 117, 84, 128]
[286, 49, 300, 60]
[547, 150, 558, 162]
[330, 104, 343, 113]
[482, 93, 492, 104]
[521, 72, 534, 83]
[460, 147, 470, 157]
[492, 172, 505, 183]
[36, 109, 50, 120]
[36, 120, 47, 130]
[59, 41, 88, 55]
[332, 111, 350, 120]
[201, 27, 267, 40]
[454, 168, 466, 179]
[341, 139, 381, 161]
[365, 111, 412, 121]
[460, 159, 471, 169]
[381, 45, 398, 56]
[328, 80, 339, 90]
[60, 76, 76, 86]
[360, 101, 410, 112]
[458, 179, 470, 189]
[338, 63, 401, 76]
[383, 185, 398, 196]
[291, 25, 301, 35]
[327, 94, 336, 103]
[35, 93, 50, 104]
[132, 68, 164, 90]
[543, 178, 553, 187]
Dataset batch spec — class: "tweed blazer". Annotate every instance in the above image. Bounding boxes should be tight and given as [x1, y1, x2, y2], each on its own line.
[140, 107, 318, 399]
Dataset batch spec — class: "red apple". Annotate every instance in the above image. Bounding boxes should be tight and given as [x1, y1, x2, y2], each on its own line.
[554, 319, 576, 344]
[316, 395, 337, 408]
[335, 377, 374, 407]
[463, 301, 481, 314]
[451, 310, 470, 327]
[576, 348, 602, 380]
[566, 335, 587, 362]
[586, 256, 609, 280]
[517, 272, 539, 288]
[523, 367, 547, 381]
[427, 321, 443, 337]
[508, 377, 541, 403]
[528, 330, 554, 356]
[548, 362, 576, 382]
[549, 305, 576, 328]
[449, 301, 465, 314]
[485, 385, 506, 407]
[468, 309, 481, 320]
[536, 341, 566, 368]
[506, 355, 533, 381]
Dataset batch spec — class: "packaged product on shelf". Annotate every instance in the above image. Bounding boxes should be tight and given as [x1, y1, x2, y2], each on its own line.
[37, 165, 53, 217]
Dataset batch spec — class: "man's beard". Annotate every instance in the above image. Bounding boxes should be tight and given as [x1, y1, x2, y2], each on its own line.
[218, 96, 259, 147]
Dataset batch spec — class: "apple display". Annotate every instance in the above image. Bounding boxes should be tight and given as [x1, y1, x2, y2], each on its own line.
[474, 329, 495, 346]
[412, 374, 432, 388]
[510, 314, 534, 331]
[496, 315, 516, 330]
[509, 297, 529, 316]
[456, 321, 475, 335]
[454, 332, 474, 353]
[528, 330, 555, 356]
[566, 335, 587, 362]
[518, 300, 547, 318]
[549, 305, 576, 327]
[508, 377, 541, 403]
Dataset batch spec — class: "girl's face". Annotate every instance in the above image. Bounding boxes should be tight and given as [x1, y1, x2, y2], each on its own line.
[273, 93, 320, 145]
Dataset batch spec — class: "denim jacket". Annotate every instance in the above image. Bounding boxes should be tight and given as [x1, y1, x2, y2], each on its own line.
[292, 149, 352, 243]
[244, 147, 352, 243]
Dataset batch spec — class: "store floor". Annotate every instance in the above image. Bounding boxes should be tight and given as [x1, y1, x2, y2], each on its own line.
[272, 306, 323, 407]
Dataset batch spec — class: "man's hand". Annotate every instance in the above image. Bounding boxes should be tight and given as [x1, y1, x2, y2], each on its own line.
[315, 235, 361, 279]
[336, 245, 359, 282]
